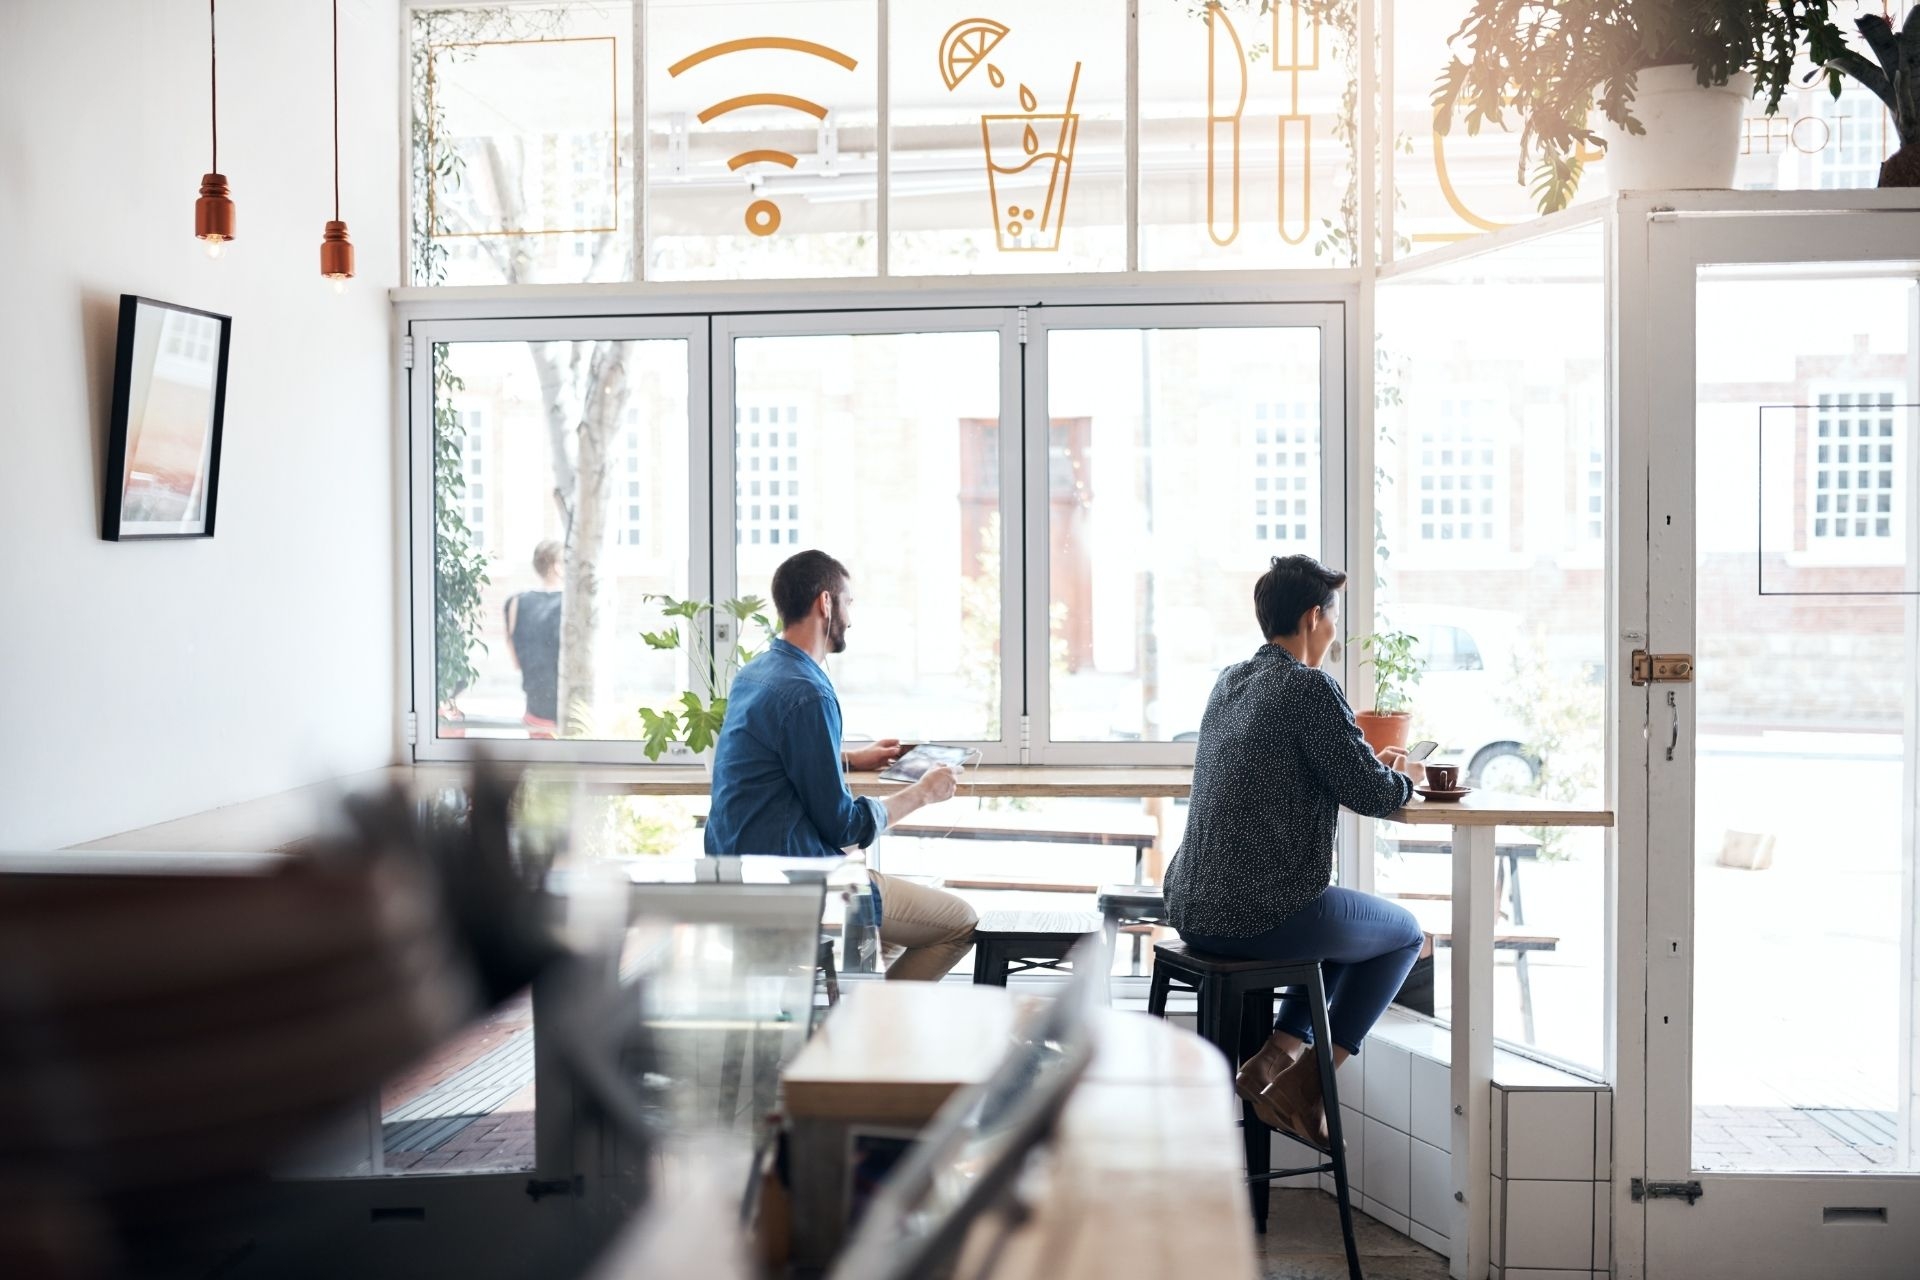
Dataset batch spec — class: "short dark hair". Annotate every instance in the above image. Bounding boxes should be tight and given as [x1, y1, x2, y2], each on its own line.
[771, 549, 850, 626]
[532, 539, 563, 577]
[1254, 555, 1346, 639]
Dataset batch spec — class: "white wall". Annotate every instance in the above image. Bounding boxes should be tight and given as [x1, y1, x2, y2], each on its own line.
[0, 0, 402, 848]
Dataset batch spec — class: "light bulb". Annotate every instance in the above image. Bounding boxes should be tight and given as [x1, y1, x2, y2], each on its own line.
[328, 275, 349, 295]
[203, 235, 225, 259]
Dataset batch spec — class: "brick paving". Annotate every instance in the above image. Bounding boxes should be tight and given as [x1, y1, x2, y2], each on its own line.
[1693, 1105, 1895, 1171]
[379, 992, 537, 1174]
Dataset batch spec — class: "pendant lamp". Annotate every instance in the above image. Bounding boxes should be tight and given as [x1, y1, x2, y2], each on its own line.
[194, 0, 234, 257]
[319, 0, 354, 292]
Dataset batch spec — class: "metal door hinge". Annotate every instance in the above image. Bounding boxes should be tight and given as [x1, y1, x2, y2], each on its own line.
[1631, 1178, 1704, 1205]
[1019, 714, 1032, 765]
[1017, 307, 1029, 344]
[1631, 651, 1694, 686]
[400, 335, 414, 369]
[403, 711, 418, 746]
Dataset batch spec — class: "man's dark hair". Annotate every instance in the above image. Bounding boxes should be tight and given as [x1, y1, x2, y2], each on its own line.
[1253, 555, 1347, 639]
[771, 550, 850, 626]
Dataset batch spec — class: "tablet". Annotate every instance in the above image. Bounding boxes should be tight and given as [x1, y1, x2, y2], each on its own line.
[876, 744, 968, 783]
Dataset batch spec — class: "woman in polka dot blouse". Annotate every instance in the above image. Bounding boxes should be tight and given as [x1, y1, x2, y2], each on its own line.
[1163, 554, 1425, 1150]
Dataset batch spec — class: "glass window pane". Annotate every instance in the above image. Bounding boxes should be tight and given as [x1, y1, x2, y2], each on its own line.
[646, 0, 879, 279]
[889, 2, 1125, 274]
[1047, 325, 1322, 743]
[732, 329, 1004, 741]
[411, 4, 635, 286]
[432, 340, 690, 740]
[1137, 0, 1356, 270]
[1375, 222, 1608, 1072]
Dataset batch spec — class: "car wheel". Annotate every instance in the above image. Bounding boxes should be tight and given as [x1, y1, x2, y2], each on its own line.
[1468, 742, 1539, 792]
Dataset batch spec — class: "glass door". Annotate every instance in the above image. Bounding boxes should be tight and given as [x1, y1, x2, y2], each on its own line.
[1640, 210, 1920, 1277]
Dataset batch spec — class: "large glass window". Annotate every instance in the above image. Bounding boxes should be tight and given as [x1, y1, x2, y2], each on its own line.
[723, 321, 1014, 746]
[1037, 315, 1335, 751]
[1375, 223, 1609, 1071]
[425, 333, 696, 744]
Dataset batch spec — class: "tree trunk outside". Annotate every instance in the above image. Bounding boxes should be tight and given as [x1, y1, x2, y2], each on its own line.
[556, 342, 632, 734]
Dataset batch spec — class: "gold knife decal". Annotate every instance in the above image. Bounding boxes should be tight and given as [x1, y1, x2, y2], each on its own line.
[1205, 3, 1247, 247]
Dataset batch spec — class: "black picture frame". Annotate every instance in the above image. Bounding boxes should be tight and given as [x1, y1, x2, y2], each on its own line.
[103, 294, 231, 541]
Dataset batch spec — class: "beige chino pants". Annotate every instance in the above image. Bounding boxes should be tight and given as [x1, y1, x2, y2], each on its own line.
[868, 871, 978, 981]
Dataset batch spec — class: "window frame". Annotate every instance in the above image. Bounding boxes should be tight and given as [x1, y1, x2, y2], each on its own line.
[1020, 302, 1350, 765]
[1798, 379, 1908, 565]
[407, 313, 714, 763]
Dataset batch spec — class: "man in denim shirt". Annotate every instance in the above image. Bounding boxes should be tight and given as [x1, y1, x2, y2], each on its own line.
[706, 550, 977, 980]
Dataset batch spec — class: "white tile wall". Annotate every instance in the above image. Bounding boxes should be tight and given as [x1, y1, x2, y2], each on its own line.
[1363, 1117, 1412, 1217]
[1411, 1136, 1451, 1236]
[1591, 1180, 1611, 1272]
[1502, 1090, 1597, 1181]
[1408, 1218, 1449, 1257]
[1504, 1178, 1598, 1271]
[1336, 1045, 1366, 1113]
[1361, 1196, 1411, 1238]
[1593, 1091, 1612, 1180]
[1411, 1051, 1451, 1151]
[1498, 1269, 1605, 1280]
[1365, 1039, 1413, 1133]
[1492, 1175, 1506, 1267]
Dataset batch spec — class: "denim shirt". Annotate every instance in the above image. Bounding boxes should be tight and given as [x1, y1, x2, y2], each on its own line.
[704, 638, 890, 858]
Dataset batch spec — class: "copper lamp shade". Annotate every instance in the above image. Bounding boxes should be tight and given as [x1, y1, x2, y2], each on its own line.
[195, 173, 235, 246]
[319, 221, 355, 281]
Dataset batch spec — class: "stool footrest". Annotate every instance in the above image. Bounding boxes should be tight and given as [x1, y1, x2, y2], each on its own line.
[1250, 1164, 1333, 1183]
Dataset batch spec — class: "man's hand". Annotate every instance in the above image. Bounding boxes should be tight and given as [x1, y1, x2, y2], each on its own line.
[913, 764, 963, 806]
[844, 739, 906, 772]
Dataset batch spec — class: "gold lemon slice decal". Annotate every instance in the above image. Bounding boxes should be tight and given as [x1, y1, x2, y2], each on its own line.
[938, 18, 1010, 91]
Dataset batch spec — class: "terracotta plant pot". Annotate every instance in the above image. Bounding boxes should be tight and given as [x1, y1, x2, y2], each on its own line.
[1355, 710, 1411, 759]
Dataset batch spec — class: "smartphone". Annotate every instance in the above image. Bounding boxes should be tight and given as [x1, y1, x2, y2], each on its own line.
[1405, 739, 1439, 763]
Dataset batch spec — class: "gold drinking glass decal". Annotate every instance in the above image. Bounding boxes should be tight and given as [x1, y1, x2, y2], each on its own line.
[977, 64, 1083, 252]
[667, 36, 859, 239]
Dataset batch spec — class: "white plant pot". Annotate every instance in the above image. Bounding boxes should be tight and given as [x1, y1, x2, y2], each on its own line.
[1599, 66, 1752, 193]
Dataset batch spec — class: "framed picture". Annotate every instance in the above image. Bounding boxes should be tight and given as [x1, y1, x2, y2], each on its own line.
[103, 294, 231, 540]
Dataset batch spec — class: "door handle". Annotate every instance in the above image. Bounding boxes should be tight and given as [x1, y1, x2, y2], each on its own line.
[1665, 690, 1679, 762]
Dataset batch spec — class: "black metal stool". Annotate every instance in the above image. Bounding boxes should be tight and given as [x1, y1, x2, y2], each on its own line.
[1147, 939, 1362, 1280]
[969, 909, 1103, 986]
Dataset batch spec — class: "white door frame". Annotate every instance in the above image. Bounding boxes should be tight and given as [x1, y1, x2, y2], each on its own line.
[1627, 200, 1920, 1279]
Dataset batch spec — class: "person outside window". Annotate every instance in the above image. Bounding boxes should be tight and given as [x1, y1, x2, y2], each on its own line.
[705, 550, 978, 981]
[1163, 554, 1426, 1148]
[505, 540, 563, 739]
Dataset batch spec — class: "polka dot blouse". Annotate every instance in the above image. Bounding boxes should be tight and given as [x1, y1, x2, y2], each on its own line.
[1164, 643, 1415, 937]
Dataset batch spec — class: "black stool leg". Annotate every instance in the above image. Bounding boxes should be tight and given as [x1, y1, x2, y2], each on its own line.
[1147, 964, 1173, 1018]
[973, 939, 1002, 986]
[1238, 983, 1275, 1234]
[1306, 965, 1363, 1280]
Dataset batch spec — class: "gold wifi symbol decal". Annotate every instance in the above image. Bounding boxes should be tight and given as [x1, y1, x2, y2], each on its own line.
[669, 37, 860, 238]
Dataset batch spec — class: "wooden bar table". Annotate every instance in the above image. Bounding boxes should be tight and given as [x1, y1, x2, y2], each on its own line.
[1386, 792, 1614, 1280]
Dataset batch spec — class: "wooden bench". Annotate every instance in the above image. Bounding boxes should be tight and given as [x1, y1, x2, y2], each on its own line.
[886, 806, 1159, 884]
[1385, 830, 1543, 926]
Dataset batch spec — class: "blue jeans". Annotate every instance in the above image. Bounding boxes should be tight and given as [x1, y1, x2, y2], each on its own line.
[1179, 887, 1424, 1055]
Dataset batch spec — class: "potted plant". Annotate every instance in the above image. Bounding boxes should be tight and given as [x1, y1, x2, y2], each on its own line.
[1808, 8, 1920, 187]
[636, 594, 775, 766]
[1351, 630, 1425, 757]
[1432, 0, 1834, 212]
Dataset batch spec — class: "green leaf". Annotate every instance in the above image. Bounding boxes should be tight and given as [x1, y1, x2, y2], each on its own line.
[639, 629, 682, 651]
[637, 707, 680, 762]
